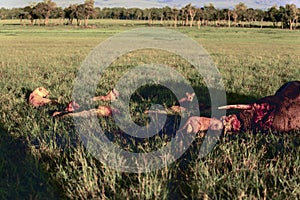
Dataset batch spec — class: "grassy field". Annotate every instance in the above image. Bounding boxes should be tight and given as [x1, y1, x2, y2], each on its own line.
[0, 19, 300, 199]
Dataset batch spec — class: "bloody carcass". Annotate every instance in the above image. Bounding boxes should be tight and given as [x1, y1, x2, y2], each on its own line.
[220, 81, 300, 133]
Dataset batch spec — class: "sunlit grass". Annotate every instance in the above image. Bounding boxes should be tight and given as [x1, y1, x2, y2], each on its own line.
[0, 20, 299, 199]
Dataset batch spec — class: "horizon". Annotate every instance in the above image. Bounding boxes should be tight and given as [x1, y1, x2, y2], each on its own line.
[1, 0, 300, 9]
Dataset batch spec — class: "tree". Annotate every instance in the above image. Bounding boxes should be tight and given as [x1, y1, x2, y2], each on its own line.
[220, 8, 232, 27]
[118, 7, 128, 19]
[204, 3, 217, 26]
[225, 9, 232, 27]
[51, 7, 64, 25]
[285, 4, 299, 30]
[0, 7, 23, 20]
[171, 8, 179, 27]
[135, 8, 143, 20]
[215, 8, 224, 26]
[75, 4, 85, 25]
[83, 0, 96, 25]
[188, 4, 197, 27]
[232, 10, 238, 26]
[255, 9, 265, 28]
[94, 7, 101, 19]
[234, 2, 247, 27]
[24, 4, 42, 25]
[150, 8, 161, 22]
[267, 6, 280, 27]
[182, 4, 191, 26]
[246, 8, 256, 26]
[297, 8, 300, 28]
[75, 0, 96, 26]
[110, 7, 121, 19]
[143, 8, 153, 25]
[178, 8, 184, 25]
[162, 6, 172, 25]
[125, 8, 143, 20]
[64, 4, 77, 25]
[34, 0, 57, 25]
[7, 1, 299, 30]
[99, 7, 112, 19]
[0, 8, 7, 19]
[279, 6, 288, 29]
[195, 8, 203, 29]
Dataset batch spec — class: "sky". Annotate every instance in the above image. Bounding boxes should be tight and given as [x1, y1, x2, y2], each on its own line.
[1, 0, 300, 9]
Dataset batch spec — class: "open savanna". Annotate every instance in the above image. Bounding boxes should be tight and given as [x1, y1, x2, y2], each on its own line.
[0, 19, 299, 199]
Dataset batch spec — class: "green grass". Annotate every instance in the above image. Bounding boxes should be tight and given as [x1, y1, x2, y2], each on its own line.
[0, 20, 299, 199]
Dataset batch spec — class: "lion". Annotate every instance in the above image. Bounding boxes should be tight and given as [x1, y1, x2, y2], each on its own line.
[53, 105, 119, 118]
[93, 88, 119, 102]
[29, 87, 53, 107]
[179, 116, 223, 134]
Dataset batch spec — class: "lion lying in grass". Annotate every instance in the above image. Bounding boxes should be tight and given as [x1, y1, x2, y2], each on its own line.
[26, 87, 120, 118]
[29, 87, 53, 107]
[52, 105, 118, 118]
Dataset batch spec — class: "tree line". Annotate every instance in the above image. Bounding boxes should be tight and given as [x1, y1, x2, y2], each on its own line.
[0, 0, 299, 30]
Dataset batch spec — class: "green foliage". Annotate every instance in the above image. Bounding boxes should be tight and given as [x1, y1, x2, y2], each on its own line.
[0, 22, 299, 199]
[1, 2, 299, 29]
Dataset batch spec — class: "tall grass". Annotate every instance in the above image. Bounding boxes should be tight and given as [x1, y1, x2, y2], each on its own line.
[0, 20, 299, 199]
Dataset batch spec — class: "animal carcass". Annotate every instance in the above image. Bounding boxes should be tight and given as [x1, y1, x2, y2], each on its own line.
[220, 81, 300, 133]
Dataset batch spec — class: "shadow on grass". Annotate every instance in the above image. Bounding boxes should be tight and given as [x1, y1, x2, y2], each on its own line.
[0, 125, 61, 199]
[102, 84, 260, 153]
[60, 84, 298, 199]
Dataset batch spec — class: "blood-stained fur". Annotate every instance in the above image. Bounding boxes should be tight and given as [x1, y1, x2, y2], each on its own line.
[65, 100, 80, 112]
[220, 81, 300, 133]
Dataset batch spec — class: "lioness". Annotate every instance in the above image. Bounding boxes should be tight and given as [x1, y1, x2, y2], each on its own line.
[29, 87, 52, 107]
[93, 88, 119, 102]
[180, 116, 223, 134]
